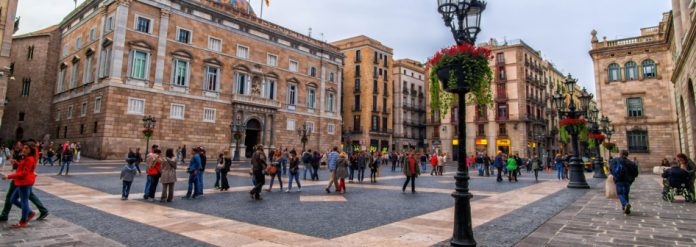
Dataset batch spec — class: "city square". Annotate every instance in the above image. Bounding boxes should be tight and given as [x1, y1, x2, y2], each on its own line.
[0, 0, 696, 246]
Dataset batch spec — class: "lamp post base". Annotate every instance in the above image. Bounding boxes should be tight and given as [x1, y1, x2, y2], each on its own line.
[567, 157, 590, 189]
[233, 141, 241, 161]
[593, 159, 607, 178]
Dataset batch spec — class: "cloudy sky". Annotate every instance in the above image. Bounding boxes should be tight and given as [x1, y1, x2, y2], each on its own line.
[17, 0, 671, 94]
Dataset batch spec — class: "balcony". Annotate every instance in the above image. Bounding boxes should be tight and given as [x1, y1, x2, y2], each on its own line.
[231, 94, 281, 109]
[354, 57, 362, 63]
[352, 107, 361, 113]
[373, 58, 379, 65]
[418, 92, 424, 98]
[411, 89, 417, 95]
[348, 128, 363, 135]
[402, 88, 409, 95]
[354, 87, 361, 94]
[475, 116, 488, 123]
[496, 59, 505, 66]
[370, 128, 393, 136]
[496, 116, 509, 122]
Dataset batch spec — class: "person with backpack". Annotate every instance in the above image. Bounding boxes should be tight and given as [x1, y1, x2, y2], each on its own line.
[610, 150, 640, 214]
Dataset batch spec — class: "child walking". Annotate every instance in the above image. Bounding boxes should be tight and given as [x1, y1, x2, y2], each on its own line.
[120, 158, 138, 200]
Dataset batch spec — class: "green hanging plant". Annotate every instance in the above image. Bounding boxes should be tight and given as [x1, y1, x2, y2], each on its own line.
[427, 43, 493, 118]
[559, 118, 587, 144]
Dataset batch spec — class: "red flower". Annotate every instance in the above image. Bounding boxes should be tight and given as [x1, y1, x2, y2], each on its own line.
[427, 43, 492, 68]
[588, 133, 606, 141]
[559, 118, 587, 127]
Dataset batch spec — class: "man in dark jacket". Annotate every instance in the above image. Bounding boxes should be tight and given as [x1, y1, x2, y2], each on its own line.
[662, 164, 691, 199]
[677, 153, 696, 198]
[249, 145, 267, 200]
[610, 150, 639, 214]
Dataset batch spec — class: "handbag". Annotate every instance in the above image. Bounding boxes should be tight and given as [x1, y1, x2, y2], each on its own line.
[267, 163, 278, 175]
[605, 175, 617, 199]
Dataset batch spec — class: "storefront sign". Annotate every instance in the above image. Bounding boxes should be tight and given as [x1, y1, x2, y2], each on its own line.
[452, 139, 459, 145]
[496, 139, 511, 146]
[475, 139, 488, 145]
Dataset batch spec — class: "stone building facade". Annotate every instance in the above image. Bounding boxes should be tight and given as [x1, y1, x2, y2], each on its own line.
[0, 26, 61, 142]
[332, 36, 393, 153]
[0, 0, 18, 137]
[670, 0, 696, 158]
[46, 0, 342, 159]
[590, 12, 679, 169]
[392, 59, 426, 152]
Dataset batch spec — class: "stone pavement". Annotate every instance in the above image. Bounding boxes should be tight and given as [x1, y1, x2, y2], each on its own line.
[0, 209, 122, 247]
[0, 160, 624, 247]
[516, 175, 696, 247]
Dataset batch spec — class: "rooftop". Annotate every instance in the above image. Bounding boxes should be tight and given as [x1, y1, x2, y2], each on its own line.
[590, 12, 671, 50]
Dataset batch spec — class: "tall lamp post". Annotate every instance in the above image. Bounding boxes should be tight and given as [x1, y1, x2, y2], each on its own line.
[588, 106, 606, 178]
[297, 123, 312, 152]
[437, 0, 486, 246]
[552, 75, 592, 189]
[142, 116, 156, 154]
[601, 116, 615, 159]
[230, 116, 246, 161]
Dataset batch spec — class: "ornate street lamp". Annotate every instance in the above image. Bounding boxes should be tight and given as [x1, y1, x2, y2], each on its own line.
[297, 122, 312, 152]
[230, 116, 246, 161]
[438, 0, 486, 45]
[142, 116, 156, 154]
[553, 75, 591, 189]
[437, 1, 486, 246]
[588, 106, 607, 179]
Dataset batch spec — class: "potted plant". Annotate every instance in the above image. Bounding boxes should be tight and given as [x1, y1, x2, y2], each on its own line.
[559, 118, 588, 144]
[603, 142, 618, 152]
[142, 128, 154, 138]
[587, 133, 605, 149]
[427, 43, 493, 116]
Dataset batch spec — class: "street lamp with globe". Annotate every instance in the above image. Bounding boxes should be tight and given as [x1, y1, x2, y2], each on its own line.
[587, 105, 607, 179]
[436, 0, 486, 246]
[552, 75, 593, 189]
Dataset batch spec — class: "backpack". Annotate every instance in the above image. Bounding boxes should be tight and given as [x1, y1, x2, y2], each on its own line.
[612, 159, 627, 181]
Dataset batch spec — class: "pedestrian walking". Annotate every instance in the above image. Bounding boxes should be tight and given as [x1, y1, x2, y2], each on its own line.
[348, 152, 357, 183]
[402, 152, 420, 193]
[197, 147, 207, 196]
[530, 153, 542, 182]
[419, 152, 428, 173]
[325, 147, 340, 193]
[280, 148, 289, 176]
[135, 148, 144, 174]
[475, 154, 484, 176]
[357, 151, 367, 183]
[335, 152, 349, 193]
[160, 148, 178, 202]
[214, 153, 223, 189]
[494, 152, 505, 182]
[0, 142, 49, 223]
[57, 143, 73, 176]
[2, 142, 38, 227]
[507, 155, 518, 182]
[302, 149, 313, 180]
[287, 149, 302, 192]
[311, 150, 321, 181]
[430, 153, 439, 176]
[554, 154, 564, 180]
[610, 150, 640, 214]
[369, 152, 381, 183]
[183, 147, 202, 200]
[484, 154, 492, 177]
[75, 142, 81, 163]
[219, 150, 231, 191]
[249, 145, 267, 200]
[266, 157, 283, 192]
[120, 158, 138, 200]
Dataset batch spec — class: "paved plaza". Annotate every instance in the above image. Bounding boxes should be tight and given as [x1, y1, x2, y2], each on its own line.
[1, 160, 695, 246]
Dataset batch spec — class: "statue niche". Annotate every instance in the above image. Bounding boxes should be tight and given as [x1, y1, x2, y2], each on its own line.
[251, 76, 262, 96]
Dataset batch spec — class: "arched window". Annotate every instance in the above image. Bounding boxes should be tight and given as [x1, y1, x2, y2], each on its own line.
[642, 59, 657, 78]
[624, 61, 637, 80]
[608, 63, 620, 82]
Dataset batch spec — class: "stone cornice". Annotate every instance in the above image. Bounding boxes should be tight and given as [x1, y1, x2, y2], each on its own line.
[589, 39, 668, 57]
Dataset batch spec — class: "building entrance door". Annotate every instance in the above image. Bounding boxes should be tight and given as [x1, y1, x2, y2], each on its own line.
[244, 119, 261, 158]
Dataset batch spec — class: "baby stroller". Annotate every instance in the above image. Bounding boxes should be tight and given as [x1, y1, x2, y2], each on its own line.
[662, 170, 694, 203]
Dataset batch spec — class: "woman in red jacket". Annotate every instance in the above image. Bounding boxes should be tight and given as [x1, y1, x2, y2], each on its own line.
[2, 142, 37, 227]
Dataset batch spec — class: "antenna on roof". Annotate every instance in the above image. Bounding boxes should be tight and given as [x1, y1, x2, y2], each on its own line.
[308, 27, 312, 38]
[320, 33, 325, 42]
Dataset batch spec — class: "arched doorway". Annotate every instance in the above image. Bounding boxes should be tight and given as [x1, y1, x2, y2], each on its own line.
[15, 127, 23, 141]
[244, 119, 262, 158]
